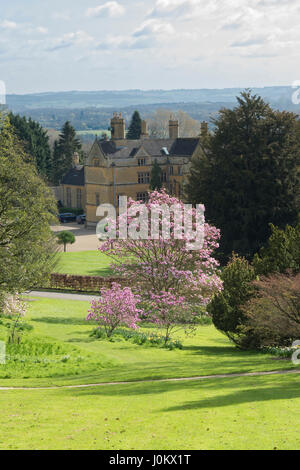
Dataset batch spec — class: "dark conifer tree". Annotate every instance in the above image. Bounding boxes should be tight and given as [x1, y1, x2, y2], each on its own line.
[185, 91, 300, 261]
[150, 159, 162, 190]
[127, 111, 142, 140]
[9, 113, 52, 179]
[52, 121, 81, 185]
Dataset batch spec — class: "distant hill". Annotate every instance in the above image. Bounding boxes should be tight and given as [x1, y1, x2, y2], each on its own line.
[5, 87, 299, 131]
[6, 86, 298, 110]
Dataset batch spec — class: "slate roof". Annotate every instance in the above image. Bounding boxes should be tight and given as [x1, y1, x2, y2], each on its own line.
[169, 138, 200, 156]
[96, 137, 200, 160]
[61, 166, 84, 186]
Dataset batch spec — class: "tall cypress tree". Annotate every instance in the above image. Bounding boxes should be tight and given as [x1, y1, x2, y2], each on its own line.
[52, 121, 81, 185]
[127, 111, 142, 140]
[150, 159, 162, 190]
[185, 91, 300, 261]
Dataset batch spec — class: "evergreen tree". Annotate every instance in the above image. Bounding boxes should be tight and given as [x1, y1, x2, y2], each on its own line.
[150, 159, 162, 190]
[9, 113, 52, 180]
[52, 121, 81, 185]
[127, 111, 142, 140]
[185, 91, 300, 261]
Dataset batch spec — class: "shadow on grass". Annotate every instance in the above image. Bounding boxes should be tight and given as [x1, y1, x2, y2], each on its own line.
[183, 345, 238, 356]
[31, 316, 96, 326]
[162, 379, 300, 412]
[65, 371, 300, 411]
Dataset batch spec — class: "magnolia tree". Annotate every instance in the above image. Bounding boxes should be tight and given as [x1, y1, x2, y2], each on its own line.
[87, 283, 141, 337]
[98, 190, 223, 341]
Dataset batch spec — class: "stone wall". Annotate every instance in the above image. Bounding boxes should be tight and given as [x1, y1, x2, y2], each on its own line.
[47, 273, 123, 292]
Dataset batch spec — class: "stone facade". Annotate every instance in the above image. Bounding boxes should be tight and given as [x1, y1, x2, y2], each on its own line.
[59, 115, 206, 227]
[61, 154, 85, 210]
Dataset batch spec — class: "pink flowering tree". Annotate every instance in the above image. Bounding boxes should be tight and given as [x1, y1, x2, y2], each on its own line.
[0, 294, 27, 344]
[99, 190, 223, 341]
[86, 283, 142, 337]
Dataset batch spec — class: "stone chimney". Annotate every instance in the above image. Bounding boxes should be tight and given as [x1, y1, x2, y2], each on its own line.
[141, 120, 149, 139]
[73, 152, 80, 167]
[200, 121, 208, 137]
[169, 118, 179, 139]
[111, 112, 126, 141]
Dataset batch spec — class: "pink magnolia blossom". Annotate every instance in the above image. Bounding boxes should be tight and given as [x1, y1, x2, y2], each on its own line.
[86, 283, 142, 337]
[99, 190, 223, 339]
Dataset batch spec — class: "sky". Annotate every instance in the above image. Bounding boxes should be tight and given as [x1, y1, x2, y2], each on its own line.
[0, 0, 300, 94]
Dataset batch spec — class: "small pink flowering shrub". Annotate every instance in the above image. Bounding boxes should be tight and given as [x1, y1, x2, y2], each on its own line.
[1, 294, 27, 319]
[0, 294, 27, 344]
[86, 283, 142, 337]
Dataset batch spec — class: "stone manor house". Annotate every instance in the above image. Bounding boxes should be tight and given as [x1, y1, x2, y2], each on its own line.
[61, 113, 207, 229]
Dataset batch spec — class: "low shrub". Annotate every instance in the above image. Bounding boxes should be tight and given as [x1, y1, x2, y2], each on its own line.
[208, 254, 256, 344]
[262, 344, 300, 359]
[0, 329, 113, 379]
[236, 272, 300, 349]
[90, 327, 183, 350]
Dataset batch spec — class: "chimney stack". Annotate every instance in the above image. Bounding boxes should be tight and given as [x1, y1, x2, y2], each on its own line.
[73, 152, 80, 167]
[141, 120, 149, 139]
[111, 112, 126, 141]
[169, 118, 179, 139]
[200, 121, 208, 137]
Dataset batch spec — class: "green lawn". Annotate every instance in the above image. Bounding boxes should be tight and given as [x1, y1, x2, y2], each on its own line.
[54, 251, 113, 277]
[1, 297, 299, 450]
[0, 297, 297, 388]
[1, 374, 300, 449]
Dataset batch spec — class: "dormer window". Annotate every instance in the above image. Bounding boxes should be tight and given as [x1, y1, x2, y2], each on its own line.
[93, 158, 100, 167]
[138, 158, 146, 166]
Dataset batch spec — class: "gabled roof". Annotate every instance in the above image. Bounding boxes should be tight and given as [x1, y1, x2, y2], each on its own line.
[96, 137, 200, 160]
[61, 166, 84, 186]
[169, 138, 200, 156]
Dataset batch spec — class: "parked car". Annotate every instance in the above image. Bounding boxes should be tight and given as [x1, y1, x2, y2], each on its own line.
[76, 214, 86, 225]
[59, 213, 77, 223]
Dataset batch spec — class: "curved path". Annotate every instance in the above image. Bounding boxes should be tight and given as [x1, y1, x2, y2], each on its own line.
[1, 368, 299, 391]
[22, 291, 98, 302]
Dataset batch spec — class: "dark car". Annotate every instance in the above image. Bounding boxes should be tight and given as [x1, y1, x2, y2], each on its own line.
[59, 213, 77, 223]
[76, 214, 86, 225]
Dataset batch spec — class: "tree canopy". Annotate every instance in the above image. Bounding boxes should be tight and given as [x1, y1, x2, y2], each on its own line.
[56, 231, 76, 252]
[9, 112, 52, 180]
[0, 115, 57, 296]
[185, 91, 300, 261]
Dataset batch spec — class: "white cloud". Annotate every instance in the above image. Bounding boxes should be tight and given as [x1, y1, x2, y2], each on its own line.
[0, 20, 18, 30]
[86, 2, 125, 18]
[97, 34, 155, 50]
[149, 0, 211, 19]
[134, 19, 175, 37]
